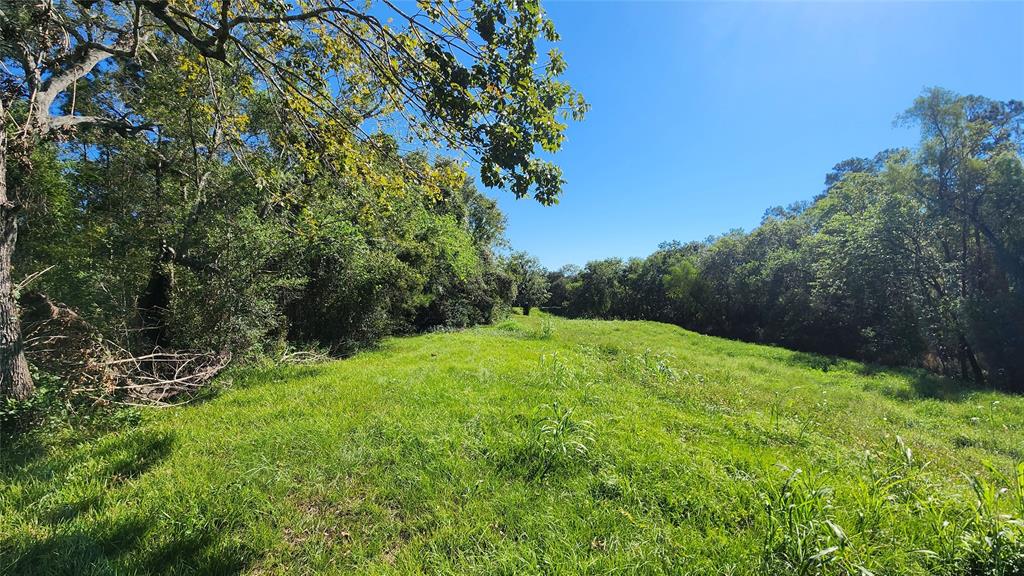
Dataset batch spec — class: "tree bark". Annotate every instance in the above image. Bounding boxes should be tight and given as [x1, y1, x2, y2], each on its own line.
[138, 253, 172, 348]
[0, 126, 34, 401]
[959, 333, 986, 386]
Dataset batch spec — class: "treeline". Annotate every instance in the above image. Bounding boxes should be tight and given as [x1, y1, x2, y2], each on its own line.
[19, 141, 517, 356]
[2, 0, 586, 410]
[546, 89, 1024, 391]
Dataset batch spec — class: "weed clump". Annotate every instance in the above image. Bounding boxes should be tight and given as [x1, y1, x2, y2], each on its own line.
[537, 318, 555, 340]
[497, 402, 595, 481]
[759, 437, 1024, 576]
[760, 467, 855, 575]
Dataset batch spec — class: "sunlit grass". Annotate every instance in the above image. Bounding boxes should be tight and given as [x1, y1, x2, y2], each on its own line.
[2, 312, 1023, 574]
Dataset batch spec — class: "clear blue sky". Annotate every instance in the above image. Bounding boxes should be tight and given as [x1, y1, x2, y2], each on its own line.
[486, 1, 1024, 269]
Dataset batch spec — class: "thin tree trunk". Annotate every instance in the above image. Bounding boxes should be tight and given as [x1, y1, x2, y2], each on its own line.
[960, 333, 986, 386]
[0, 124, 34, 401]
[138, 254, 172, 347]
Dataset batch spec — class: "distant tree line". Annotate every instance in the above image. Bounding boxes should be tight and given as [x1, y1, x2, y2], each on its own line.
[546, 89, 1024, 391]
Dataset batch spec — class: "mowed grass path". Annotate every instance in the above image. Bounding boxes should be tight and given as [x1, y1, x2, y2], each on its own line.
[3, 313, 1023, 575]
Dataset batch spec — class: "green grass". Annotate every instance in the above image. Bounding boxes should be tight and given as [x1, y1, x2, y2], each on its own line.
[3, 313, 1024, 575]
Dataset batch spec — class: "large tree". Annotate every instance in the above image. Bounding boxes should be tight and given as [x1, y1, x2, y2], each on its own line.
[508, 250, 547, 315]
[897, 88, 1024, 385]
[0, 0, 586, 399]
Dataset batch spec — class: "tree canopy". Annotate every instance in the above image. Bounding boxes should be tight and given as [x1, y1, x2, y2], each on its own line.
[0, 0, 586, 401]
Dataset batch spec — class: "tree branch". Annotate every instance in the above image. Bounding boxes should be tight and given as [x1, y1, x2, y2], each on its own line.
[46, 113, 154, 136]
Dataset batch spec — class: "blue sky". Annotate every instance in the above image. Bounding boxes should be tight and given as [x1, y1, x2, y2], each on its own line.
[485, 1, 1024, 269]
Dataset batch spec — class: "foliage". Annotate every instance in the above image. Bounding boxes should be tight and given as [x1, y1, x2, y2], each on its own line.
[5, 28, 533, 397]
[550, 88, 1023, 391]
[507, 250, 549, 315]
[2, 0, 587, 201]
[0, 0, 585, 401]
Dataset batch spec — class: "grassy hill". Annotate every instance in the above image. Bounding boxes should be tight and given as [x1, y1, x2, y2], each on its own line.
[3, 313, 1023, 575]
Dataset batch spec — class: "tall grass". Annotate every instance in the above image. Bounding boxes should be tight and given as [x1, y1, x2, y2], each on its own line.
[758, 437, 1024, 576]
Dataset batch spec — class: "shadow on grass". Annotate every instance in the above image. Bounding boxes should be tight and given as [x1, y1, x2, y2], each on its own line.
[785, 351, 845, 373]
[874, 368, 978, 403]
[784, 349, 982, 402]
[1, 427, 255, 575]
[6, 517, 254, 575]
[230, 363, 331, 390]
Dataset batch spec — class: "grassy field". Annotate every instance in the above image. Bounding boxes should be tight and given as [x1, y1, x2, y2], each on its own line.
[2, 313, 1024, 575]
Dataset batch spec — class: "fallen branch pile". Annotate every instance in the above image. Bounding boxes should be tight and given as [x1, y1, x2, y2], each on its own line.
[20, 292, 229, 406]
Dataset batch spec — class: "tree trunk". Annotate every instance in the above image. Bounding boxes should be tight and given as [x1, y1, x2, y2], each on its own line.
[0, 128, 34, 401]
[138, 253, 172, 348]
[959, 333, 986, 386]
